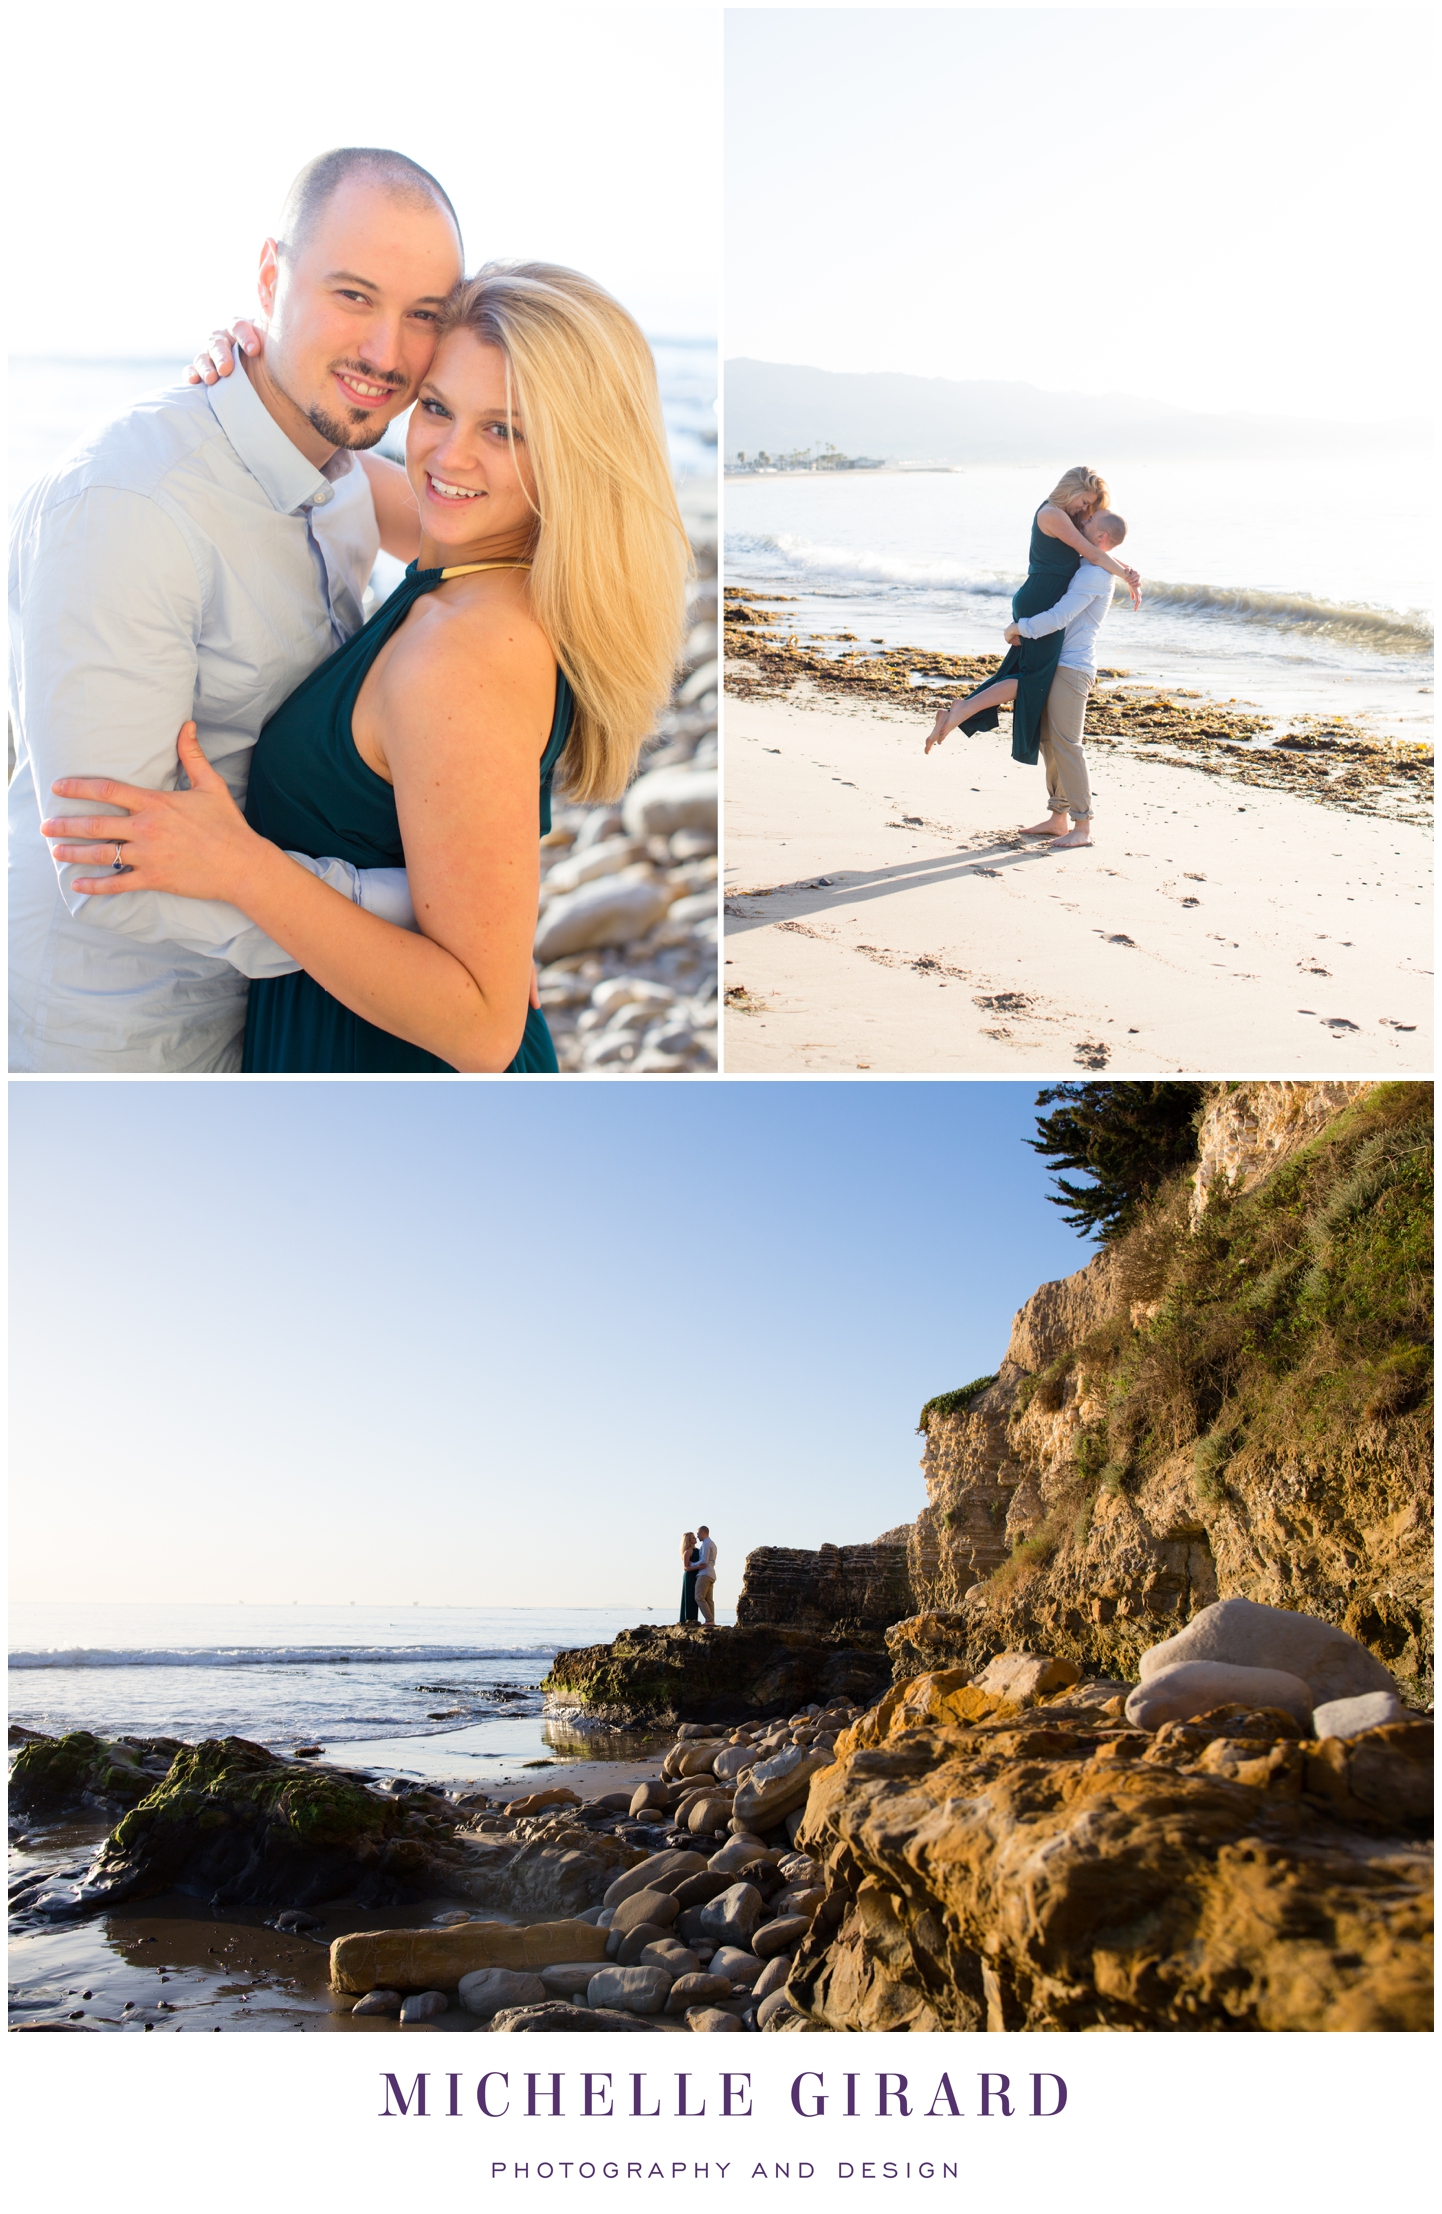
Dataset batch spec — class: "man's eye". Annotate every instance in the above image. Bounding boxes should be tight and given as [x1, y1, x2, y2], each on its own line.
[337, 290, 370, 304]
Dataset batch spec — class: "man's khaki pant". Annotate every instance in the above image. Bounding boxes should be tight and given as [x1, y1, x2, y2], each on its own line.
[1039, 665, 1093, 820]
[694, 1572, 716, 1623]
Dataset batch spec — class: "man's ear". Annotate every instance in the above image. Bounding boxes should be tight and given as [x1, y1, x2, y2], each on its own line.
[257, 237, 281, 322]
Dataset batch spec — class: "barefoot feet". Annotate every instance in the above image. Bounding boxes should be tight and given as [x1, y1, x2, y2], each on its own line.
[1049, 822, 1094, 849]
[925, 705, 955, 754]
[1019, 814, 1069, 838]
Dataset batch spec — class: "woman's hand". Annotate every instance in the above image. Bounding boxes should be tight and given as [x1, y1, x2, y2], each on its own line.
[1004, 621, 1021, 644]
[186, 320, 265, 386]
[43, 724, 267, 905]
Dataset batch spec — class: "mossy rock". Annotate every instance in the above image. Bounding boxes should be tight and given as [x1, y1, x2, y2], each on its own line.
[543, 1624, 892, 1725]
[80, 1737, 443, 1917]
[10, 1730, 182, 1817]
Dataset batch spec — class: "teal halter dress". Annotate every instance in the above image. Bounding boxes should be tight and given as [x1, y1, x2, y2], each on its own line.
[241, 562, 571, 1073]
[953, 507, 1081, 764]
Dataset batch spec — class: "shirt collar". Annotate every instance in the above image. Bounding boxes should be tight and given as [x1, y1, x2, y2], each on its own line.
[207, 356, 355, 514]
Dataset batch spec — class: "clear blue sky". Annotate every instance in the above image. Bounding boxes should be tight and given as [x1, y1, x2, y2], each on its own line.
[9, 1080, 1092, 1613]
[726, 6, 1430, 424]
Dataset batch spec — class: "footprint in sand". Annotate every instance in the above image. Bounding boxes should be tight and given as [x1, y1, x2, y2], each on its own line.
[1074, 1041, 1111, 1069]
[1322, 1017, 1360, 1033]
[1380, 1019, 1417, 1031]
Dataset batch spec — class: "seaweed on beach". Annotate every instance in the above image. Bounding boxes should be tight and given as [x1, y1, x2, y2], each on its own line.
[723, 589, 1433, 825]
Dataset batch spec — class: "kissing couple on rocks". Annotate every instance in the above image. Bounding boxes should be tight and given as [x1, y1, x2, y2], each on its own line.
[10, 146, 689, 1073]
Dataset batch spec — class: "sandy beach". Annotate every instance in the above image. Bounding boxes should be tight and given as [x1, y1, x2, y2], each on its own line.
[723, 689, 1432, 1075]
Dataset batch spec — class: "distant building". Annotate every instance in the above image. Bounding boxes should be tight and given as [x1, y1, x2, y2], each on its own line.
[727, 444, 886, 475]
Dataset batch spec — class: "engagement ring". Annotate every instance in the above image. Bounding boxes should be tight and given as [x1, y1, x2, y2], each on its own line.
[111, 843, 125, 873]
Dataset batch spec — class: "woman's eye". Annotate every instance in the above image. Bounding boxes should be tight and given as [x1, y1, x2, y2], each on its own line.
[420, 399, 450, 418]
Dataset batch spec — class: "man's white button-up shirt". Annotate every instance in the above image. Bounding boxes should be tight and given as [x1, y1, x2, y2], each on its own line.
[9, 360, 394, 1072]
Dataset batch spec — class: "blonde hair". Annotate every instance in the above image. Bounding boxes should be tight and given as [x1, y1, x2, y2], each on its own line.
[435, 262, 690, 804]
[1047, 465, 1110, 518]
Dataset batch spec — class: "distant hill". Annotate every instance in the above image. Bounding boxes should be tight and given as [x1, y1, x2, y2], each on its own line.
[725, 359, 1422, 466]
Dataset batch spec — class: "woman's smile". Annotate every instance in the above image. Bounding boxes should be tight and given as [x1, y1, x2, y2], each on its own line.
[424, 471, 485, 504]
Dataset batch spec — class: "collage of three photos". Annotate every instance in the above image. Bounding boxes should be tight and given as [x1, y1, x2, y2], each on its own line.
[6, 0, 1432, 2174]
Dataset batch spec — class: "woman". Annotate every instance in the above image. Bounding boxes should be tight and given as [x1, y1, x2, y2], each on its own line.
[925, 466, 1140, 767]
[680, 1533, 702, 1625]
[44, 265, 688, 1072]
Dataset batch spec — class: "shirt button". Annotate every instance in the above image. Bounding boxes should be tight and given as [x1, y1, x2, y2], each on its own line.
[312, 487, 332, 506]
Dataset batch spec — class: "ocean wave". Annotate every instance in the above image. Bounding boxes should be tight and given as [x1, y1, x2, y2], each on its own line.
[728, 531, 1431, 654]
[8, 1644, 562, 1671]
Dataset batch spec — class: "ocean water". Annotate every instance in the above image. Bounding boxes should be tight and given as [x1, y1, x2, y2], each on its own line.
[726, 461, 1433, 739]
[8, 1602, 661, 1782]
[7, 340, 717, 511]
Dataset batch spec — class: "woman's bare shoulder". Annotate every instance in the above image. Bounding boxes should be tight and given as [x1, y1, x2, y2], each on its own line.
[1035, 502, 1066, 534]
[384, 588, 555, 705]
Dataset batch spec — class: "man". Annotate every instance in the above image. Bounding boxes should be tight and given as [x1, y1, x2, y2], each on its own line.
[694, 1526, 718, 1627]
[9, 147, 462, 1071]
[1006, 509, 1128, 852]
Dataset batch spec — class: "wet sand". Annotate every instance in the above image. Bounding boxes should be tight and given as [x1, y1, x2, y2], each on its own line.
[723, 690, 1433, 1075]
[9, 1733, 669, 2034]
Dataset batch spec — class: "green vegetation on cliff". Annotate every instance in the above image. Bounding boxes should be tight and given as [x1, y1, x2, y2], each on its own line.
[1029, 1080, 1205, 1239]
[918, 1376, 997, 1433]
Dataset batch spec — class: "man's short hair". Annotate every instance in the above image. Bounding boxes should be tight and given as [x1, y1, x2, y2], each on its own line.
[697, 1525, 710, 1534]
[278, 147, 462, 260]
[1092, 509, 1127, 545]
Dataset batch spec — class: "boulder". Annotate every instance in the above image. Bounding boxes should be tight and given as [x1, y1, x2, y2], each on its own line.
[351, 1989, 402, 2016]
[972, 1653, 1082, 1706]
[677, 1744, 726, 1777]
[686, 1795, 733, 1835]
[610, 1887, 681, 1936]
[602, 1851, 707, 1910]
[331, 1916, 605, 1996]
[697, 1882, 764, 1950]
[621, 767, 718, 841]
[665, 1972, 733, 2012]
[490, 2002, 667, 2033]
[732, 1746, 831, 1833]
[712, 1746, 755, 1785]
[614, 1923, 670, 1965]
[752, 1955, 792, 2002]
[1139, 1598, 1397, 1705]
[686, 2007, 744, 2032]
[533, 876, 671, 963]
[638, 1940, 699, 1978]
[538, 1961, 601, 1998]
[8, 1731, 184, 1820]
[399, 1990, 449, 2022]
[502, 1785, 581, 1819]
[458, 1967, 547, 2017]
[542, 1623, 894, 1730]
[670, 1870, 734, 1910]
[1312, 1692, 1406, 1741]
[708, 1836, 777, 1875]
[587, 1965, 672, 2014]
[1125, 1661, 1314, 1731]
[753, 1914, 811, 1961]
[708, 1945, 763, 1986]
[629, 1783, 670, 1816]
[757, 1988, 798, 2029]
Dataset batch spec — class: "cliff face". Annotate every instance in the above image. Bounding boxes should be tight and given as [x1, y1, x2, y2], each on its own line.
[902, 1081, 1433, 1698]
[736, 1543, 913, 1633]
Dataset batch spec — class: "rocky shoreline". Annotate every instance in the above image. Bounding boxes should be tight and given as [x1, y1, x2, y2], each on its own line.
[725, 588, 1433, 825]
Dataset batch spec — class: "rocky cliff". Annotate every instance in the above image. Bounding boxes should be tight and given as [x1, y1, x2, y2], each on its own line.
[896, 1081, 1433, 1699]
[736, 1543, 913, 1633]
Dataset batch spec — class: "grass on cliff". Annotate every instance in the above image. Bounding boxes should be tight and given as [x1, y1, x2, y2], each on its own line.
[918, 1376, 999, 1433]
[993, 1080, 1433, 1590]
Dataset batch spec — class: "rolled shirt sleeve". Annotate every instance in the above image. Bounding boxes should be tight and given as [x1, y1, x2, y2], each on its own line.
[1016, 570, 1107, 639]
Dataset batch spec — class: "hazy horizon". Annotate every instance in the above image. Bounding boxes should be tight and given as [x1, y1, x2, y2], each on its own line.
[726, 10, 1430, 426]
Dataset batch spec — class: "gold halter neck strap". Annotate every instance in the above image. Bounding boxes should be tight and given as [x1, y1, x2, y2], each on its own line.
[439, 561, 533, 580]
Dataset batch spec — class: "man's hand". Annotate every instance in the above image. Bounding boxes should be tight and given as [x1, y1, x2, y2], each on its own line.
[186, 320, 266, 386]
[42, 724, 265, 906]
[1004, 622, 1021, 644]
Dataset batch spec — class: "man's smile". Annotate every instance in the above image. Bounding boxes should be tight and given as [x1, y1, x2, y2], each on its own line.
[332, 368, 401, 407]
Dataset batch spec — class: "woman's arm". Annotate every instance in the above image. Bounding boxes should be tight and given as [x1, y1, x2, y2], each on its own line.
[360, 454, 422, 565]
[48, 612, 554, 1073]
[1036, 503, 1141, 593]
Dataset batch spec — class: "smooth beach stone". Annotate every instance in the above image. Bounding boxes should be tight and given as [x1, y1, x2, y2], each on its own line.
[685, 2007, 744, 2033]
[709, 1836, 780, 1875]
[708, 1946, 763, 1986]
[621, 766, 718, 841]
[433, 1909, 471, 1926]
[458, 1968, 547, 2018]
[1126, 1660, 1314, 1732]
[587, 1965, 672, 2015]
[770, 1885, 824, 1920]
[533, 876, 671, 964]
[638, 1940, 700, 1978]
[614, 1923, 671, 1965]
[273, 1909, 324, 1933]
[665, 1973, 734, 2013]
[602, 1850, 707, 1911]
[1312, 1691, 1406, 1741]
[490, 2001, 667, 2034]
[351, 1989, 403, 2017]
[399, 1991, 449, 2022]
[687, 1794, 734, 1835]
[698, 1883, 764, 1950]
[733, 1746, 831, 1833]
[591, 1791, 633, 1813]
[610, 1887, 681, 1936]
[670, 1870, 734, 1911]
[539, 1961, 604, 1998]
[330, 1916, 606, 1996]
[629, 1782, 670, 1816]
[757, 1988, 799, 2030]
[751, 1955, 793, 2003]
[677, 1743, 727, 1777]
[752, 1915, 811, 1961]
[1138, 1597, 1396, 1705]
[711, 1745, 755, 1785]
[972, 1652, 1082, 1706]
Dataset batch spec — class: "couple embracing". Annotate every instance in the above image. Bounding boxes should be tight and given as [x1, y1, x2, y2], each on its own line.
[10, 147, 688, 1072]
